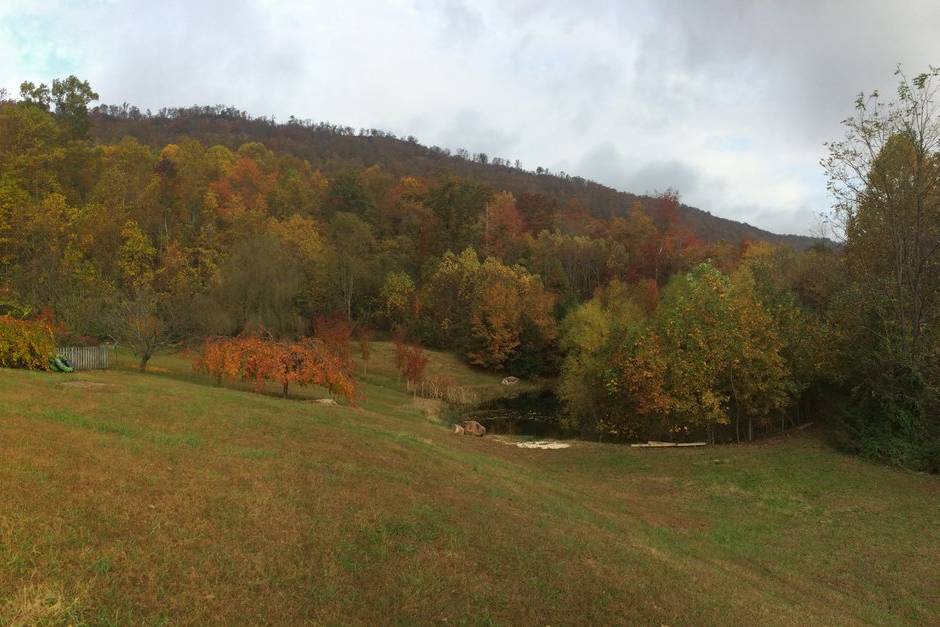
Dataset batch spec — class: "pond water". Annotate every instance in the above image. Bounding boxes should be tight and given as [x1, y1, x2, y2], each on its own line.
[464, 390, 577, 439]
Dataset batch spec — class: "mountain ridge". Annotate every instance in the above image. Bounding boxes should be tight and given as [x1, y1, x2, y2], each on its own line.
[90, 105, 825, 249]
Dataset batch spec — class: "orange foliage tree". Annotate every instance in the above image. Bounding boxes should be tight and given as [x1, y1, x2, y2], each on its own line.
[483, 191, 526, 259]
[194, 335, 355, 400]
[314, 314, 352, 366]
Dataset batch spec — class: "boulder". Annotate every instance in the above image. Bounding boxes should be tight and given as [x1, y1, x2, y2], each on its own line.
[501, 376, 520, 386]
[452, 424, 465, 435]
[460, 420, 486, 436]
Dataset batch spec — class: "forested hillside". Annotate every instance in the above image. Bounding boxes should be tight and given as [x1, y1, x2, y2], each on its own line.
[88, 104, 823, 249]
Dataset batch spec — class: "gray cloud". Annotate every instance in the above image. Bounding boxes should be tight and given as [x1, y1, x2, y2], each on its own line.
[626, 160, 703, 198]
[2, 0, 937, 235]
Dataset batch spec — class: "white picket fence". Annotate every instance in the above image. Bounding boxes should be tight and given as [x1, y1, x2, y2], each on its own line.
[56, 346, 112, 370]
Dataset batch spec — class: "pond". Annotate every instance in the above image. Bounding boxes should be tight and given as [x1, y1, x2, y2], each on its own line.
[463, 389, 577, 439]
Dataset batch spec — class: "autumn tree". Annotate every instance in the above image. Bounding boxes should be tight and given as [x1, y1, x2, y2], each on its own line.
[558, 282, 651, 436]
[516, 192, 559, 235]
[526, 231, 623, 302]
[379, 271, 415, 328]
[325, 211, 378, 320]
[314, 314, 352, 366]
[467, 257, 557, 373]
[424, 178, 491, 253]
[50, 75, 99, 139]
[194, 336, 355, 401]
[324, 171, 376, 218]
[482, 191, 526, 260]
[737, 243, 835, 428]
[268, 214, 326, 319]
[398, 341, 430, 394]
[213, 230, 306, 337]
[115, 219, 176, 370]
[655, 262, 791, 442]
[824, 66, 940, 469]
[194, 336, 244, 385]
[419, 249, 557, 374]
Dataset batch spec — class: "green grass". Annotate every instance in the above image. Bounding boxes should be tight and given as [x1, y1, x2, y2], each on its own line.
[1, 343, 938, 625]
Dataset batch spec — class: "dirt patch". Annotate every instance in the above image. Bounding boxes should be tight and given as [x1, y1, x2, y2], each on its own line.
[59, 381, 116, 391]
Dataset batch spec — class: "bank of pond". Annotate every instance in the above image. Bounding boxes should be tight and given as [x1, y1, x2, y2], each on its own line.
[459, 388, 818, 445]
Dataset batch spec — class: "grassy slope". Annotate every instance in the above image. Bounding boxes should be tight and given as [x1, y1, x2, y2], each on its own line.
[1, 344, 938, 625]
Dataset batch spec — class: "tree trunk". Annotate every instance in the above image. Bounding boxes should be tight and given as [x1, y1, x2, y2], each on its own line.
[282, 382, 289, 398]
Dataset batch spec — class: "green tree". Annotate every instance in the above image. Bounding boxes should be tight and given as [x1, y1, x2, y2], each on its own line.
[656, 262, 791, 442]
[824, 66, 940, 469]
[325, 212, 378, 320]
[424, 178, 491, 253]
[324, 171, 375, 218]
[214, 230, 306, 337]
[50, 76, 99, 138]
[379, 271, 415, 328]
[558, 282, 645, 434]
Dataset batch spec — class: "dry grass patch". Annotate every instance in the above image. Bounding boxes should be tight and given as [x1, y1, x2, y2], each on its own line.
[1, 583, 86, 627]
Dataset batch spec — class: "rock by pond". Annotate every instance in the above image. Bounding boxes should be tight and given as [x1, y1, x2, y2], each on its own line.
[459, 420, 486, 436]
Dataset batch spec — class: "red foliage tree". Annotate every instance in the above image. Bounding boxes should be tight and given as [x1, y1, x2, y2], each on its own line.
[399, 342, 429, 391]
[194, 335, 355, 400]
[483, 191, 526, 259]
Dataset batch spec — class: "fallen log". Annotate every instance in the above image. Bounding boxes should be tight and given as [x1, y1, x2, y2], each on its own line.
[629, 441, 707, 448]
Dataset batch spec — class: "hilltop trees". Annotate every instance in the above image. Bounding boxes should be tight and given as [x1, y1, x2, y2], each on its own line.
[20, 75, 98, 138]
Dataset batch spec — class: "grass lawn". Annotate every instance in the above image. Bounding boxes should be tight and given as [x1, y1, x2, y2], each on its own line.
[1, 343, 938, 625]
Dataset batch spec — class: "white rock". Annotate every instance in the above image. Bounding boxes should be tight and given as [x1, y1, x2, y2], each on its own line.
[516, 441, 570, 450]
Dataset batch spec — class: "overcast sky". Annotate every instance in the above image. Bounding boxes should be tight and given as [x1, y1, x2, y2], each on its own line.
[2, 0, 938, 235]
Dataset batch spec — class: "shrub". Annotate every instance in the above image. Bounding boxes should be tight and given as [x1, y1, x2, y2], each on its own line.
[0, 316, 56, 370]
